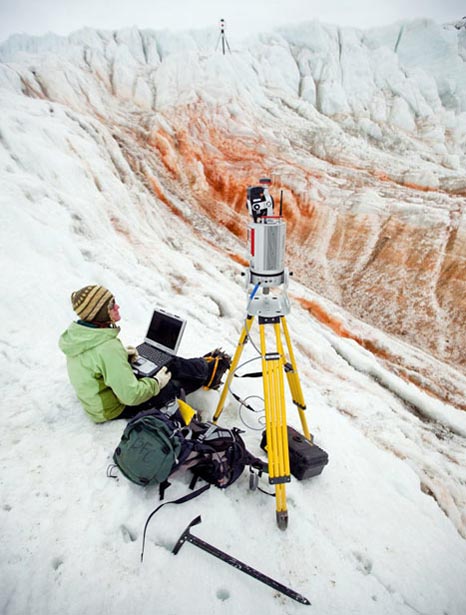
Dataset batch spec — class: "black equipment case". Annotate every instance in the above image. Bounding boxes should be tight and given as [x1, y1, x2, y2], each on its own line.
[261, 426, 329, 480]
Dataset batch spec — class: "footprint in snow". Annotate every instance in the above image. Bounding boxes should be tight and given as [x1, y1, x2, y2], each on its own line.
[216, 588, 230, 601]
[120, 524, 137, 543]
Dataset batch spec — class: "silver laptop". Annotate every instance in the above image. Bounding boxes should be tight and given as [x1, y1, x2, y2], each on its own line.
[132, 308, 187, 377]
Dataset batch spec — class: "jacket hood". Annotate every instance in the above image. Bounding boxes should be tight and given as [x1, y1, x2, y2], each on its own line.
[59, 322, 120, 357]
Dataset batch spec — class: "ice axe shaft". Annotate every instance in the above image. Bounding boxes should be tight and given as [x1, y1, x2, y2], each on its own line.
[172, 516, 310, 606]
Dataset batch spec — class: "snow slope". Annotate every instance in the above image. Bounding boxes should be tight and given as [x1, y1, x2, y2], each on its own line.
[1, 20, 466, 615]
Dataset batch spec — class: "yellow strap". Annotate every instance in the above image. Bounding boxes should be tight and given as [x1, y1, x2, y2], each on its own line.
[203, 357, 219, 389]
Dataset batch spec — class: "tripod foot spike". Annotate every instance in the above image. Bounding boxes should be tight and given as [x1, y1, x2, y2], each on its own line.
[276, 510, 288, 530]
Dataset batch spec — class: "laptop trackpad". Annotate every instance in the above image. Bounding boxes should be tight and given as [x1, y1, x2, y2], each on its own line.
[132, 357, 158, 376]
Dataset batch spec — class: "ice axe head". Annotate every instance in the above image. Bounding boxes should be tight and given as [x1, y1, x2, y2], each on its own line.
[172, 515, 202, 555]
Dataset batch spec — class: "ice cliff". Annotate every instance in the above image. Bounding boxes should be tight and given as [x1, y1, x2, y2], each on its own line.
[1, 18, 465, 372]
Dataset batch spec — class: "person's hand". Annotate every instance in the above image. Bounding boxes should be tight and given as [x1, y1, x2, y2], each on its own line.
[126, 346, 139, 363]
[154, 366, 171, 389]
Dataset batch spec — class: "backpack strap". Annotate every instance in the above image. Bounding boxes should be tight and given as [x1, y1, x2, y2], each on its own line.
[233, 370, 263, 378]
[140, 483, 211, 562]
[158, 480, 171, 501]
[189, 473, 200, 490]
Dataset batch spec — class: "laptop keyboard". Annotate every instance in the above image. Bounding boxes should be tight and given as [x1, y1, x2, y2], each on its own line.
[137, 343, 173, 367]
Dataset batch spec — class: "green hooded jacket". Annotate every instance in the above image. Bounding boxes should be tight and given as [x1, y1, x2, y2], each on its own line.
[59, 322, 159, 423]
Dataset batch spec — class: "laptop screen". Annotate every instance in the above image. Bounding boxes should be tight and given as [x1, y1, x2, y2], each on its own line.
[146, 309, 186, 353]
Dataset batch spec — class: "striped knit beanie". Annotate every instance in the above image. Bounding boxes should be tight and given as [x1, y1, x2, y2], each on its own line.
[71, 285, 114, 323]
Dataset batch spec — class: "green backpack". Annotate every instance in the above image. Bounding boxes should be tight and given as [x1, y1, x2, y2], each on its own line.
[113, 414, 183, 486]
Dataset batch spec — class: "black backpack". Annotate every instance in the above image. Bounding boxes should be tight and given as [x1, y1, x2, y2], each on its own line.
[178, 421, 255, 488]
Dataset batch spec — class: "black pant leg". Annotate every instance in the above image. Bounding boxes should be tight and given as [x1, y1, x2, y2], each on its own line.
[117, 357, 209, 420]
[167, 357, 209, 394]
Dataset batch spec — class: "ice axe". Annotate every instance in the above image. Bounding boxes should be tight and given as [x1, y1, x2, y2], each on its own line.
[172, 516, 311, 606]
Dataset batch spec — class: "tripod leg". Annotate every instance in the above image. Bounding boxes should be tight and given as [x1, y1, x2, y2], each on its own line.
[281, 317, 311, 441]
[213, 316, 254, 423]
[260, 323, 290, 529]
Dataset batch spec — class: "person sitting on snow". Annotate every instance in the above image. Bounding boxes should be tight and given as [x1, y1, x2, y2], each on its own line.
[59, 284, 230, 423]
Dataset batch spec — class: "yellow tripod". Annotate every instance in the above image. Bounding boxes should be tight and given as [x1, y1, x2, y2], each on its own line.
[213, 299, 311, 529]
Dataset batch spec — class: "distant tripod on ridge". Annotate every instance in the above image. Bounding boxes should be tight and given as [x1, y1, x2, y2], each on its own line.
[216, 18, 231, 55]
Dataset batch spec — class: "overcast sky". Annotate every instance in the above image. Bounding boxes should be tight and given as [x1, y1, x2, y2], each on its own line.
[0, 0, 464, 44]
